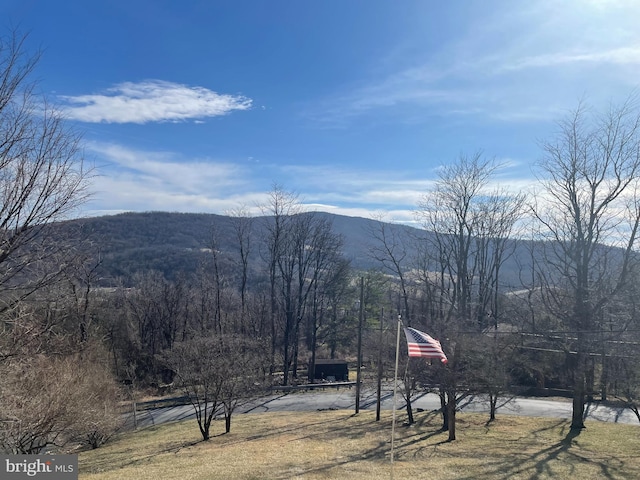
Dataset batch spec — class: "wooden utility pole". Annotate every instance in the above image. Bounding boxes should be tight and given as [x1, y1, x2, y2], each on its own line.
[376, 307, 384, 421]
[355, 276, 364, 414]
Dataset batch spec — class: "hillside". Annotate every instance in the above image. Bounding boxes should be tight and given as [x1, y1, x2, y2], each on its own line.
[61, 211, 529, 288]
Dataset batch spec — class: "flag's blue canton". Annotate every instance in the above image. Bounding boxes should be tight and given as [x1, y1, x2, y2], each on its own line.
[409, 329, 427, 343]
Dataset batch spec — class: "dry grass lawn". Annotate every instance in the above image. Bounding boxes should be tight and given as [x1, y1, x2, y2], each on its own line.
[79, 410, 640, 480]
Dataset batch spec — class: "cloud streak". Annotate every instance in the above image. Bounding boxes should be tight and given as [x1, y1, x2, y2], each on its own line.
[87, 142, 249, 192]
[499, 46, 640, 72]
[81, 142, 533, 226]
[81, 143, 439, 221]
[61, 80, 252, 124]
[310, 1, 640, 126]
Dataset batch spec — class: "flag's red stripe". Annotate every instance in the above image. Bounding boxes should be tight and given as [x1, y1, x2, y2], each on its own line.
[408, 349, 443, 355]
[407, 344, 444, 352]
[408, 343, 445, 356]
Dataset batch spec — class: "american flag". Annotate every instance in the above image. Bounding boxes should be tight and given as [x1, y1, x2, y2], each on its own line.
[403, 327, 448, 363]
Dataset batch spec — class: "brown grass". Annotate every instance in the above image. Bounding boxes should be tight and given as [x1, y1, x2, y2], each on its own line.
[79, 410, 640, 480]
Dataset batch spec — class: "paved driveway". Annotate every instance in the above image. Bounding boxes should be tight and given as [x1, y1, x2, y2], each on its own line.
[124, 387, 639, 429]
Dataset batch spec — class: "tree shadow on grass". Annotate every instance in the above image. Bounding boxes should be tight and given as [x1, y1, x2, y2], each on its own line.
[450, 421, 626, 480]
[85, 411, 347, 475]
[232, 413, 632, 480]
[87, 409, 633, 479]
[209, 415, 337, 446]
[263, 410, 448, 479]
[81, 436, 203, 474]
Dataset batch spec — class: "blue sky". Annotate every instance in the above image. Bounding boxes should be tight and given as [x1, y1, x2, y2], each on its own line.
[4, 0, 640, 223]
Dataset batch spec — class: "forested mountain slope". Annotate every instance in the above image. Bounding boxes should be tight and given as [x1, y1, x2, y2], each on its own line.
[61, 211, 531, 288]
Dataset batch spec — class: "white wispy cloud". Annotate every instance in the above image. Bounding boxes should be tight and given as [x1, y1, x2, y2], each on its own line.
[82, 142, 259, 215]
[80, 143, 428, 220]
[499, 46, 640, 72]
[311, 1, 640, 126]
[80, 143, 534, 225]
[275, 164, 436, 208]
[87, 143, 247, 191]
[60, 80, 252, 124]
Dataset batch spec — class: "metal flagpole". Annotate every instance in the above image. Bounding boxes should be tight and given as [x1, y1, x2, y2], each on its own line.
[390, 314, 402, 479]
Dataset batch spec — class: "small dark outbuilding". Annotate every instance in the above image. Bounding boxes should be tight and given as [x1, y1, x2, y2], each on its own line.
[313, 359, 349, 382]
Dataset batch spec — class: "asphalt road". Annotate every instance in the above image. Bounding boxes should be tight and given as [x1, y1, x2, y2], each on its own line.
[124, 387, 639, 429]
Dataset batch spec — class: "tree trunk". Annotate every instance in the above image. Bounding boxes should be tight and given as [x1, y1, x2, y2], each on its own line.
[225, 414, 231, 433]
[447, 390, 456, 441]
[571, 390, 585, 429]
[600, 352, 608, 402]
[405, 395, 414, 425]
[309, 332, 317, 383]
[586, 356, 595, 402]
[439, 389, 448, 431]
[282, 312, 293, 385]
[489, 392, 497, 422]
[571, 353, 586, 430]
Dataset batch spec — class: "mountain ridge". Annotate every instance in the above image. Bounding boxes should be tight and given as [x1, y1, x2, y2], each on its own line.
[61, 211, 528, 288]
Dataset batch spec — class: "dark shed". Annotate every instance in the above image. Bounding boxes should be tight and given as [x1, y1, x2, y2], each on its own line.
[313, 359, 349, 382]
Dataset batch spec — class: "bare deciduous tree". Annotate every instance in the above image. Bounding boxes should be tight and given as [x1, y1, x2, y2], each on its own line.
[416, 152, 525, 440]
[218, 333, 269, 433]
[367, 215, 415, 322]
[164, 336, 224, 441]
[122, 271, 188, 383]
[228, 206, 253, 321]
[367, 215, 420, 423]
[261, 185, 301, 379]
[164, 334, 268, 440]
[0, 348, 122, 453]
[533, 98, 640, 430]
[260, 186, 346, 385]
[0, 31, 121, 454]
[0, 31, 90, 310]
